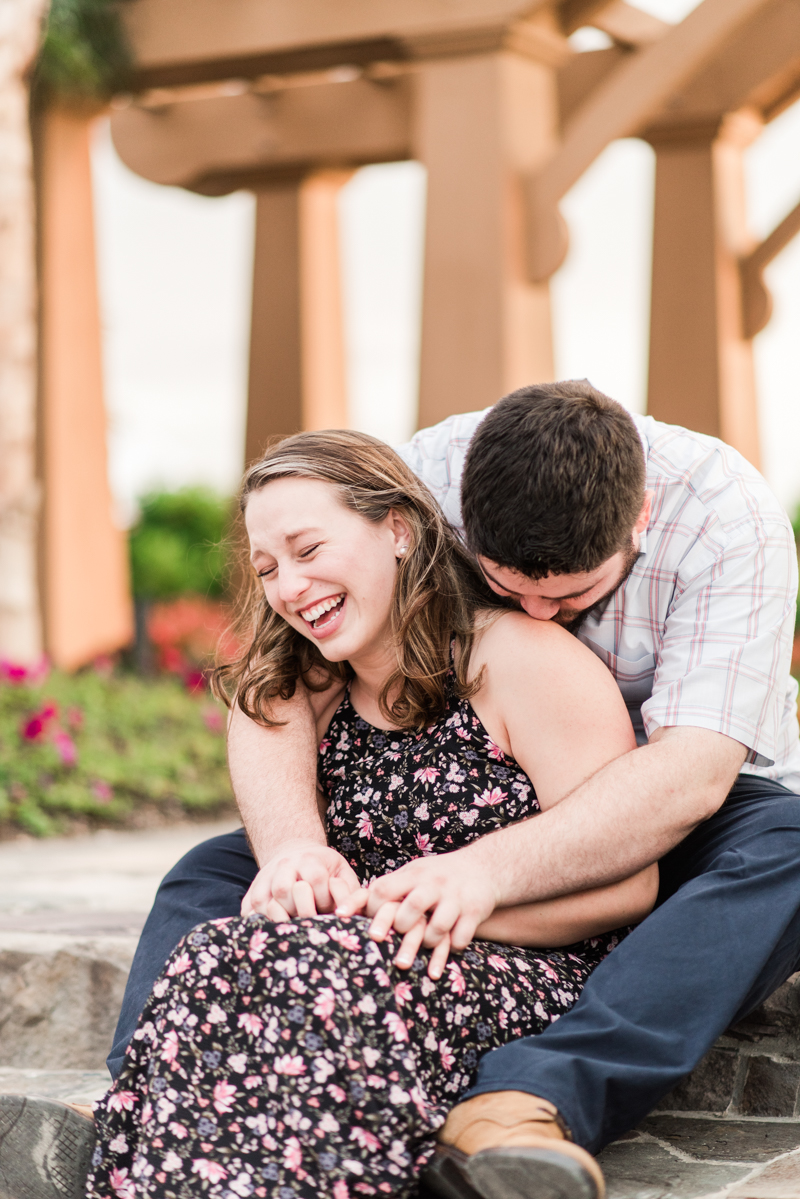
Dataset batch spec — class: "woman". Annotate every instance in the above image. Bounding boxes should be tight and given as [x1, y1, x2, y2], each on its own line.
[5, 431, 657, 1199]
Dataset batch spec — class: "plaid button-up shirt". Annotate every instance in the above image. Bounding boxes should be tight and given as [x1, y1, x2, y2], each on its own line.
[398, 409, 800, 792]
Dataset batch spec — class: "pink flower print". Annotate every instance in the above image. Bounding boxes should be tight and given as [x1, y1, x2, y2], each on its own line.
[192, 1159, 229, 1183]
[108, 1091, 137, 1112]
[237, 1012, 264, 1036]
[356, 811, 373, 840]
[433, 817, 448, 830]
[327, 1084, 348, 1103]
[109, 1167, 135, 1199]
[160, 1029, 179, 1064]
[167, 952, 191, 976]
[333, 1181, 350, 1199]
[458, 810, 478, 826]
[474, 787, 507, 807]
[413, 767, 440, 785]
[394, 980, 412, 1006]
[329, 927, 361, 952]
[283, 1136, 303, 1171]
[313, 987, 337, 1020]
[383, 1011, 409, 1042]
[212, 1080, 238, 1113]
[248, 930, 269, 960]
[447, 962, 466, 995]
[162, 1150, 183, 1173]
[414, 832, 432, 854]
[168, 1121, 189, 1139]
[439, 1040, 455, 1070]
[350, 1127, 382, 1152]
[212, 976, 231, 993]
[486, 954, 511, 972]
[483, 737, 504, 759]
[274, 1054, 306, 1076]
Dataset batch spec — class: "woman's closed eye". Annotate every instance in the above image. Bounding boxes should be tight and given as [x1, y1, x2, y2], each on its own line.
[299, 543, 321, 559]
[257, 543, 321, 579]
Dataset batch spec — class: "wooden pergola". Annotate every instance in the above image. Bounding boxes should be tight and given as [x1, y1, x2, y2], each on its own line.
[29, 0, 800, 667]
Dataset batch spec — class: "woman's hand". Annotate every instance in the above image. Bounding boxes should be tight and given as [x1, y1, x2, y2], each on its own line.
[242, 841, 361, 919]
[335, 849, 500, 977]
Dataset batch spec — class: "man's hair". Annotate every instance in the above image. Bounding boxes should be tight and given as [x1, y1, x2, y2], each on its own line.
[462, 380, 646, 580]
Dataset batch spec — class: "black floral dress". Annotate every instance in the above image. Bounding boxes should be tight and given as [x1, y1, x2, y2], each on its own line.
[86, 674, 625, 1199]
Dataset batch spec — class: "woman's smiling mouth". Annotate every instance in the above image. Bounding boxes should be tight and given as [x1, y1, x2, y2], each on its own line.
[299, 593, 346, 632]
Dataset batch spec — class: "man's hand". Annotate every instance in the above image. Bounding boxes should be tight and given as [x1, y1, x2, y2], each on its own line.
[242, 840, 361, 918]
[335, 849, 500, 976]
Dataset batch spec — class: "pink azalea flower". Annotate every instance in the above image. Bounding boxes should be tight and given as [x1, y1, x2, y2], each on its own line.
[274, 1054, 306, 1076]
[52, 730, 77, 766]
[203, 706, 224, 733]
[192, 1159, 228, 1182]
[213, 1080, 238, 1113]
[91, 780, 113, 803]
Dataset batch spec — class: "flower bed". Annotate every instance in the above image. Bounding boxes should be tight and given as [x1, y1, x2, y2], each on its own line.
[0, 660, 234, 838]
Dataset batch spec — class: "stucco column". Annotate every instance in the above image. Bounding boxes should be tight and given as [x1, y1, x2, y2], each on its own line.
[37, 107, 133, 670]
[245, 172, 350, 465]
[413, 50, 561, 428]
[646, 112, 762, 467]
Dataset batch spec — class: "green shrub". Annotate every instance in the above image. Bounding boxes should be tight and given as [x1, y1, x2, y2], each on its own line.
[33, 0, 133, 108]
[0, 668, 234, 838]
[129, 488, 234, 600]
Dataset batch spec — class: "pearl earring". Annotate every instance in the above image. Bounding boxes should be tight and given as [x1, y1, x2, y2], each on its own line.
[398, 546, 408, 556]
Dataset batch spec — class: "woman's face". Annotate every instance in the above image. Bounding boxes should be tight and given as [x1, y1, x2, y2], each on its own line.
[245, 477, 410, 666]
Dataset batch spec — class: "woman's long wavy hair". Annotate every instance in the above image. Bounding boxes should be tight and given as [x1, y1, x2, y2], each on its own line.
[212, 429, 506, 730]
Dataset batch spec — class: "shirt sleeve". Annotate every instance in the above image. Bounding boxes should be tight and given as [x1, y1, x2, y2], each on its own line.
[642, 515, 798, 766]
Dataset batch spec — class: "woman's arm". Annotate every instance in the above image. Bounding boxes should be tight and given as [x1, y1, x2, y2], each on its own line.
[474, 864, 659, 947]
[464, 612, 657, 944]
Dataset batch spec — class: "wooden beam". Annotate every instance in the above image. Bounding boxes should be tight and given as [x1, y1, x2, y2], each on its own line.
[741, 195, 800, 337]
[120, 0, 553, 89]
[110, 74, 411, 194]
[561, 0, 667, 46]
[525, 0, 772, 282]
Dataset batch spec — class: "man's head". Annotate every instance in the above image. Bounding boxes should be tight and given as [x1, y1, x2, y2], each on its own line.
[462, 380, 649, 628]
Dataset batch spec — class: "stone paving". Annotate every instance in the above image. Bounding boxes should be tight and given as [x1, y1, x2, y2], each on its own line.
[1, 822, 799, 1197]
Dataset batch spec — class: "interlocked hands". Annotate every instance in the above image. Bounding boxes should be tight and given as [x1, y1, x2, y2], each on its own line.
[242, 841, 500, 979]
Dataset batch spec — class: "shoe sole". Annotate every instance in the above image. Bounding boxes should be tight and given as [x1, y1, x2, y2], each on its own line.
[423, 1145, 600, 1199]
[0, 1096, 96, 1199]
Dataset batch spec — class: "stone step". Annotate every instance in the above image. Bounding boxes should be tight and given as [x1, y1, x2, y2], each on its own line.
[0, 1068, 109, 1105]
[0, 931, 137, 1071]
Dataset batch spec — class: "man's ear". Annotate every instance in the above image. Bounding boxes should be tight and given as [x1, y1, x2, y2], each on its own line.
[634, 490, 654, 535]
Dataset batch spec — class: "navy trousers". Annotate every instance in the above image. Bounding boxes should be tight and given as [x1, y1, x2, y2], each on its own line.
[108, 775, 800, 1154]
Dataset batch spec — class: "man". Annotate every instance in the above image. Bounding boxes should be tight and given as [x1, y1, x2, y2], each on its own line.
[109, 380, 800, 1199]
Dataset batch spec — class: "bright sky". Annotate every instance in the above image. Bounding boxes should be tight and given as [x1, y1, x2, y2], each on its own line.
[92, 0, 800, 522]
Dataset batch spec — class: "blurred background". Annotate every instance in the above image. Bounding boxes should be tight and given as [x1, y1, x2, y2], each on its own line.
[2, 0, 800, 838]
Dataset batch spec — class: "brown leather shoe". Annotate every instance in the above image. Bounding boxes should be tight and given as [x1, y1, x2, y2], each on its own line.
[0, 1095, 96, 1199]
[422, 1092, 605, 1199]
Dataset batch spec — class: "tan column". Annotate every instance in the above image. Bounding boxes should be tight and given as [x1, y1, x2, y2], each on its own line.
[646, 113, 762, 467]
[245, 173, 350, 465]
[38, 107, 134, 671]
[245, 184, 303, 464]
[413, 51, 560, 429]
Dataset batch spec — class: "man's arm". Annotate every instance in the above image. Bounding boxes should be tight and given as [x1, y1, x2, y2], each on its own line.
[228, 691, 359, 916]
[337, 725, 746, 948]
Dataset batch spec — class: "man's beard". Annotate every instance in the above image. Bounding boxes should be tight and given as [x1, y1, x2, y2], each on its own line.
[555, 537, 641, 634]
